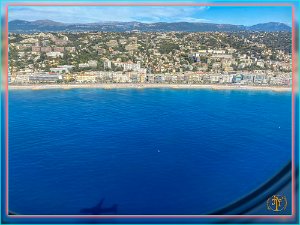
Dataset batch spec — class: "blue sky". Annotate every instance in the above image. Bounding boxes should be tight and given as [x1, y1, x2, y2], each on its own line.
[8, 6, 292, 26]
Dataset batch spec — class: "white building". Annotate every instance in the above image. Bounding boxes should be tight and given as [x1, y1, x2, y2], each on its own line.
[88, 60, 98, 68]
[46, 52, 64, 58]
[50, 65, 74, 74]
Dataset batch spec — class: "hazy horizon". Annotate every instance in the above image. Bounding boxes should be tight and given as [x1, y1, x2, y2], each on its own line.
[9, 18, 292, 27]
[8, 6, 292, 26]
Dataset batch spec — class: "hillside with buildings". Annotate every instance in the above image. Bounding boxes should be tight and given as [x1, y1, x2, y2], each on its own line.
[8, 31, 291, 86]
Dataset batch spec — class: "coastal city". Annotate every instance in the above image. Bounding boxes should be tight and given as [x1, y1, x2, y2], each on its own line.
[6, 4, 296, 222]
[8, 31, 292, 87]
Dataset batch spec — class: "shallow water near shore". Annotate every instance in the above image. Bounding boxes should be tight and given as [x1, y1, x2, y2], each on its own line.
[9, 83, 291, 92]
[9, 88, 291, 215]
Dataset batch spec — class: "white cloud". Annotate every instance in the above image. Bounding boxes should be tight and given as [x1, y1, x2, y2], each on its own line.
[177, 17, 211, 23]
[8, 6, 210, 23]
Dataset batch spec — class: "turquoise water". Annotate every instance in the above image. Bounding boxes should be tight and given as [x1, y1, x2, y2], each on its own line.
[9, 89, 291, 215]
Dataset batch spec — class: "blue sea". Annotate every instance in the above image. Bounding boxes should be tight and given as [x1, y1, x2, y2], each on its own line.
[9, 88, 291, 215]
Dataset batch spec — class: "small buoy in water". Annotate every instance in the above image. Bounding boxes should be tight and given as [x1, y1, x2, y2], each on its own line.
[158, 149, 160, 153]
[279, 126, 281, 129]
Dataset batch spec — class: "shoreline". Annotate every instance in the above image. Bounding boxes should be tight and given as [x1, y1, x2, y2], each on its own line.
[8, 83, 291, 92]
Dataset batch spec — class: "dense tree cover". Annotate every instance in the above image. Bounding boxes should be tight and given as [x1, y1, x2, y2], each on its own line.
[159, 42, 180, 54]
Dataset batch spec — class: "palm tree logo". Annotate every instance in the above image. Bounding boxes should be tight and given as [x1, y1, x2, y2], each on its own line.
[267, 195, 287, 212]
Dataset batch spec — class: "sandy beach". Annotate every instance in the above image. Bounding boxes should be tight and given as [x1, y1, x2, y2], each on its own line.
[8, 83, 291, 92]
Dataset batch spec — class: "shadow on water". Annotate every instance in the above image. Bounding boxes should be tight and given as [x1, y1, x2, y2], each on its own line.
[80, 198, 118, 215]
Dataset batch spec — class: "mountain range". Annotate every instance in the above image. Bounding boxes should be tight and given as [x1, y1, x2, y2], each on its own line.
[8, 20, 291, 33]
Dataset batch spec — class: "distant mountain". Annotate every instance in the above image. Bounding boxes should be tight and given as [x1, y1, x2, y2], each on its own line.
[9, 19, 65, 32]
[31, 19, 65, 26]
[247, 22, 291, 32]
[8, 20, 291, 33]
